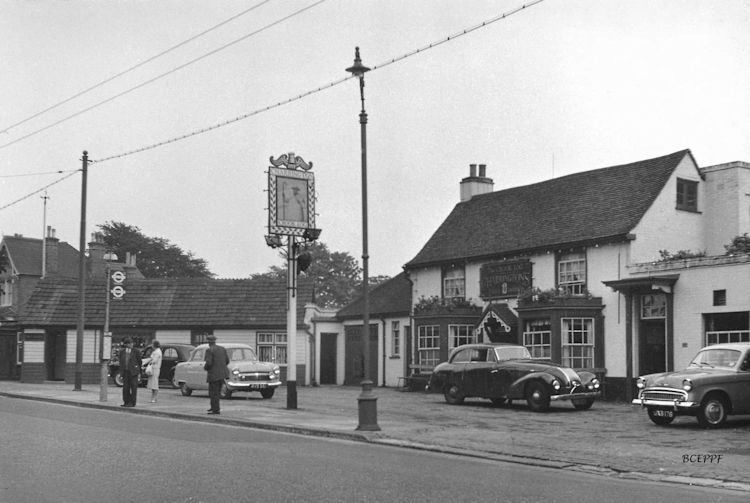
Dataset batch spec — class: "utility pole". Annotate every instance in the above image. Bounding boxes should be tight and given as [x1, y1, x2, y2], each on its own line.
[41, 191, 49, 278]
[74, 151, 88, 391]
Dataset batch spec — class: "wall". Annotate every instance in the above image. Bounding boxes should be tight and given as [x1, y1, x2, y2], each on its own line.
[154, 330, 191, 344]
[629, 156, 705, 263]
[702, 162, 750, 254]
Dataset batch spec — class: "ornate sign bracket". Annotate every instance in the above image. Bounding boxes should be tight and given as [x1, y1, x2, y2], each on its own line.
[270, 152, 313, 171]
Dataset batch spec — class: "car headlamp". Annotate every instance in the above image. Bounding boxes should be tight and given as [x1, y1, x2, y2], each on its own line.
[682, 379, 692, 392]
[589, 378, 600, 390]
[232, 369, 240, 375]
[636, 377, 646, 389]
[552, 379, 561, 391]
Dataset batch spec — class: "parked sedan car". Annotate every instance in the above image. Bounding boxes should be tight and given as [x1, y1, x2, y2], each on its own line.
[173, 343, 282, 399]
[110, 343, 194, 389]
[632, 342, 750, 428]
[427, 343, 601, 411]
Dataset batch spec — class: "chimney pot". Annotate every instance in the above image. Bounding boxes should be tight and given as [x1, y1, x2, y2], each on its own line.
[479, 164, 486, 177]
[469, 164, 477, 177]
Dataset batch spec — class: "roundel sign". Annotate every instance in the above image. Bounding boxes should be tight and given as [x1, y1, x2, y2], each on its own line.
[111, 271, 126, 284]
[111, 285, 126, 299]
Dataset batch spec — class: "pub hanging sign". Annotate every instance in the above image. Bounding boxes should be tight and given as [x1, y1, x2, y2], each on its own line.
[480, 260, 532, 299]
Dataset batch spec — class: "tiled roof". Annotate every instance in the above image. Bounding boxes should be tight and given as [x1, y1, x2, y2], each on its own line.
[337, 272, 411, 319]
[406, 150, 694, 268]
[20, 276, 314, 328]
[1, 236, 80, 277]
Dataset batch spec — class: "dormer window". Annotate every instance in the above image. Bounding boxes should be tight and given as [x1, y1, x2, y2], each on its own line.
[443, 265, 465, 300]
[676, 178, 698, 212]
[558, 251, 586, 295]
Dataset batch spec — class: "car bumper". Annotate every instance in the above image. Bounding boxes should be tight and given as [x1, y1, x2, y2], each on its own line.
[550, 391, 601, 402]
[631, 398, 697, 409]
[226, 380, 282, 391]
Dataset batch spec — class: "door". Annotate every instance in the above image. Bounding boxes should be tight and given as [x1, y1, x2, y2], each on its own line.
[344, 324, 377, 385]
[639, 321, 666, 375]
[320, 333, 337, 385]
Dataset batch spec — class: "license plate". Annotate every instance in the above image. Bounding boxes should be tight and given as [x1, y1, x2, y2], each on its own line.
[653, 409, 674, 418]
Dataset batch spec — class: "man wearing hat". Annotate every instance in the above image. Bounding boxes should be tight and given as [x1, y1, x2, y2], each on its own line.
[204, 334, 229, 414]
[118, 337, 142, 407]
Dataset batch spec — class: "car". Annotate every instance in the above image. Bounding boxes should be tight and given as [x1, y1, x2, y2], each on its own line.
[426, 343, 601, 411]
[173, 343, 282, 399]
[632, 342, 750, 428]
[110, 343, 194, 389]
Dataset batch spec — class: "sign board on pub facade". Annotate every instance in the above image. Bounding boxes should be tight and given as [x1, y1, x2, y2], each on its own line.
[267, 153, 316, 237]
[480, 260, 532, 299]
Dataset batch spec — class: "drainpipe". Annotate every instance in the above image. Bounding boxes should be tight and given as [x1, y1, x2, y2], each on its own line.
[381, 318, 387, 387]
[308, 319, 318, 387]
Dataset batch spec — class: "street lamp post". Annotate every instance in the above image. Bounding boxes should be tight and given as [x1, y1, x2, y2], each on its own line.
[346, 47, 380, 431]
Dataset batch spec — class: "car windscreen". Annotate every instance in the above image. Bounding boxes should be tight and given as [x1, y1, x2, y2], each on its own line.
[227, 347, 258, 362]
[689, 348, 741, 369]
[494, 346, 532, 361]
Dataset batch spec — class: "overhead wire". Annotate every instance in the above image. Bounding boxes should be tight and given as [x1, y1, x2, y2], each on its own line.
[0, 0, 327, 152]
[0, 0, 273, 136]
[91, 0, 546, 164]
[0, 171, 79, 212]
[1, 0, 546, 210]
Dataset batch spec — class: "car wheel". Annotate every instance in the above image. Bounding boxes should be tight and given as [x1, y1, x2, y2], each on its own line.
[180, 383, 192, 396]
[260, 388, 275, 399]
[696, 395, 729, 429]
[647, 407, 675, 425]
[443, 383, 464, 405]
[572, 398, 594, 410]
[525, 381, 550, 412]
[490, 397, 506, 406]
[219, 383, 232, 400]
[113, 371, 124, 387]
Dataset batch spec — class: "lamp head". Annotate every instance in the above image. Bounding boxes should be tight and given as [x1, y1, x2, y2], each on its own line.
[264, 234, 283, 249]
[303, 228, 322, 242]
[345, 47, 370, 77]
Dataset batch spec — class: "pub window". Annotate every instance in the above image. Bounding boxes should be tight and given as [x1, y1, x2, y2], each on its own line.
[417, 325, 440, 367]
[523, 320, 551, 359]
[257, 332, 287, 364]
[713, 290, 726, 306]
[448, 324, 476, 349]
[641, 293, 666, 319]
[443, 265, 465, 300]
[561, 318, 594, 368]
[558, 251, 586, 295]
[391, 321, 400, 356]
[676, 178, 698, 212]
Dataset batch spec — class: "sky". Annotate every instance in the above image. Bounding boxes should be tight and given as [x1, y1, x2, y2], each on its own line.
[1, 0, 749, 279]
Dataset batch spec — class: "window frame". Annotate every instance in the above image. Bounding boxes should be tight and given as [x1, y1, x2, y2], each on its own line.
[442, 265, 466, 300]
[676, 178, 698, 212]
[448, 324, 476, 350]
[557, 251, 587, 295]
[391, 321, 400, 357]
[523, 320, 552, 360]
[561, 317, 595, 369]
[257, 332, 287, 365]
[417, 325, 440, 368]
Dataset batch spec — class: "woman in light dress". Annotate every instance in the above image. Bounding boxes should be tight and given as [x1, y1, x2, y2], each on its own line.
[143, 340, 162, 403]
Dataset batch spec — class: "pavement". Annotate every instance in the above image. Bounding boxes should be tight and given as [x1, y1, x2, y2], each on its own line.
[2, 380, 749, 494]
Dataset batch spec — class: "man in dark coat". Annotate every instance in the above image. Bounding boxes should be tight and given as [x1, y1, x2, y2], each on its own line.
[204, 334, 229, 414]
[118, 337, 142, 407]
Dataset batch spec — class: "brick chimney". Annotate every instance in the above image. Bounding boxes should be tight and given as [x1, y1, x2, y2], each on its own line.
[460, 163, 494, 202]
[44, 226, 59, 277]
[87, 232, 107, 278]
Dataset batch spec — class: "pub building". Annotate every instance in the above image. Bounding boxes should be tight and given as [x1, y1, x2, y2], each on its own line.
[402, 151, 750, 401]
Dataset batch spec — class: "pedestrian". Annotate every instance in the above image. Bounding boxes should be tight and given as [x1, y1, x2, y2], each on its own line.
[118, 337, 142, 407]
[204, 334, 229, 415]
[142, 340, 162, 403]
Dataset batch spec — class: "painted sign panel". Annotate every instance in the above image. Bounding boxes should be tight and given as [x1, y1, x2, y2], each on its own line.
[267, 166, 315, 236]
[480, 260, 532, 299]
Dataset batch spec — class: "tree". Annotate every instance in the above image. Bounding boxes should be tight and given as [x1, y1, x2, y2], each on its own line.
[252, 241, 389, 308]
[98, 221, 214, 278]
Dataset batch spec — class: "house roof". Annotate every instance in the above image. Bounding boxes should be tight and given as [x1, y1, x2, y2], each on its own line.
[20, 276, 314, 328]
[337, 272, 412, 319]
[1, 235, 80, 277]
[405, 150, 695, 268]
